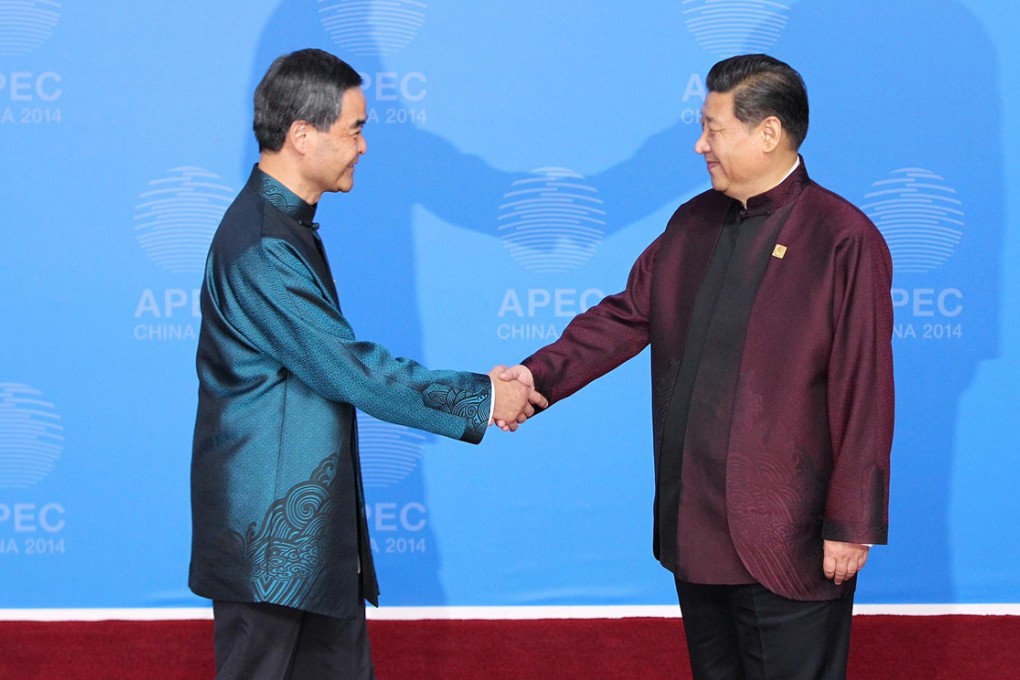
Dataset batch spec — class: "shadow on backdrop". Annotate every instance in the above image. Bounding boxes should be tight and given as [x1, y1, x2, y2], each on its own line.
[245, 0, 698, 606]
[780, 0, 1002, 602]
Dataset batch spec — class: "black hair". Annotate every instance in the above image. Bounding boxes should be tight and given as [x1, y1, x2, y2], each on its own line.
[706, 54, 809, 149]
[253, 48, 363, 152]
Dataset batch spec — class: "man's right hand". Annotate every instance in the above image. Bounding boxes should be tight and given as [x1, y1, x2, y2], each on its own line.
[488, 365, 547, 431]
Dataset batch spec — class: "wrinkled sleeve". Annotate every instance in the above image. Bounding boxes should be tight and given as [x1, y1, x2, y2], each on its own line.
[822, 226, 894, 544]
[523, 235, 660, 406]
[210, 236, 490, 444]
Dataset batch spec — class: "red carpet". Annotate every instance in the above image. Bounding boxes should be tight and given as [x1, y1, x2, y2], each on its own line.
[1, 616, 1017, 679]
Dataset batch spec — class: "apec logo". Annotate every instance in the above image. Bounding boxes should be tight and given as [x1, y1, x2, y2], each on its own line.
[0, 383, 63, 489]
[497, 167, 606, 274]
[0, 382, 67, 557]
[861, 168, 967, 342]
[359, 415, 427, 490]
[861, 168, 963, 274]
[360, 70, 428, 125]
[358, 415, 430, 556]
[0, 0, 61, 57]
[132, 166, 234, 342]
[321, 1, 431, 124]
[682, 0, 791, 56]
[0, 71, 60, 101]
[680, 72, 707, 125]
[319, 0, 427, 57]
[0, 71, 62, 124]
[134, 166, 234, 274]
[0, 1, 64, 126]
[494, 167, 608, 341]
[496, 288, 605, 342]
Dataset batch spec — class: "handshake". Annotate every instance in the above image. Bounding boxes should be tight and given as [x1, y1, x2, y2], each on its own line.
[488, 364, 548, 432]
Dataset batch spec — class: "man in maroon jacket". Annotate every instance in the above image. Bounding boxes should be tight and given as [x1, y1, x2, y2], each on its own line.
[503, 54, 894, 679]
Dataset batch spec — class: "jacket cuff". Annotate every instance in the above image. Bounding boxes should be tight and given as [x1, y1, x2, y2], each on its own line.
[821, 520, 888, 546]
[422, 380, 489, 444]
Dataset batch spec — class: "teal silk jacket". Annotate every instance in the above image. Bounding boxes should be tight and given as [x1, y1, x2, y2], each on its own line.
[189, 167, 490, 618]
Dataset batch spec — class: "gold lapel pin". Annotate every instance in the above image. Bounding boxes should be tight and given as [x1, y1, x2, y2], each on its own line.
[772, 244, 788, 259]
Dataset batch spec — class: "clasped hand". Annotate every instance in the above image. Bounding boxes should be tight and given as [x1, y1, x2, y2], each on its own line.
[488, 364, 548, 432]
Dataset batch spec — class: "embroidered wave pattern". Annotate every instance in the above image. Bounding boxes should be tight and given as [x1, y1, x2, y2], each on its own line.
[259, 174, 305, 216]
[234, 457, 338, 605]
[682, 0, 791, 56]
[727, 450, 830, 598]
[423, 384, 487, 433]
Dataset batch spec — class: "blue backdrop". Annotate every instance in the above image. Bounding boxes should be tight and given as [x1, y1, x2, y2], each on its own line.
[2, 0, 1018, 610]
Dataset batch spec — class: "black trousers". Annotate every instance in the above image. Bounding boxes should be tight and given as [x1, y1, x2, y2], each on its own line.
[213, 601, 376, 680]
[675, 580, 855, 680]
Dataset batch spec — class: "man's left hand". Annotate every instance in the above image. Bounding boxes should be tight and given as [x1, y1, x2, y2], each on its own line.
[488, 365, 547, 432]
[822, 540, 870, 585]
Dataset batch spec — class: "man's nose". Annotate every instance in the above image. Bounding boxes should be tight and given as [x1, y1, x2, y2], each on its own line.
[694, 133, 708, 155]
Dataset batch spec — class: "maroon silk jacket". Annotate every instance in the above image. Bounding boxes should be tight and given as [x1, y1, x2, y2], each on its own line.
[523, 161, 894, 601]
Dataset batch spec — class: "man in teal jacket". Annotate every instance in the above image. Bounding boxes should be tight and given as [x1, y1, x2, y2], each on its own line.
[189, 49, 540, 679]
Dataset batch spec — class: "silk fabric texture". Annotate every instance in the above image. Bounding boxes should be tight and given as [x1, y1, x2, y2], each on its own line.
[190, 167, 491, 618]
[524, 160, 894, 601]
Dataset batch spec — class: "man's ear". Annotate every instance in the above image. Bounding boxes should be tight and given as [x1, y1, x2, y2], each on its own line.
[759, 115, 784, 153]
[287, 120, 312, 154]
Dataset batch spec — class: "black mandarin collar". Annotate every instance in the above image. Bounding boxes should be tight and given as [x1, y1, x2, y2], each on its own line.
[737, 156, 810, 219]
[248, 165, 319, 230]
